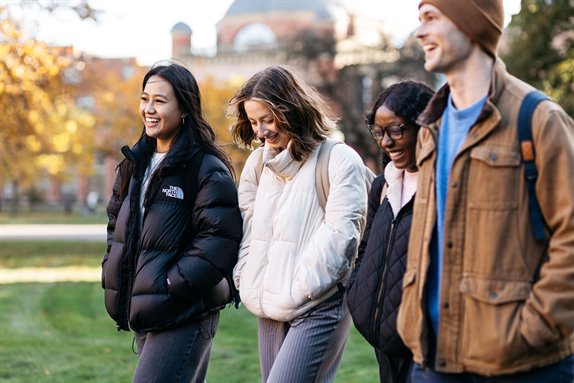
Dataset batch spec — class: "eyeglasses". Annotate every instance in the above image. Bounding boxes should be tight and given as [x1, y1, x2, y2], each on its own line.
[368, 123, 405, 141]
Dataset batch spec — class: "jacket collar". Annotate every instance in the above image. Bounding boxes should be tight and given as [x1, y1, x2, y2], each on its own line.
[418, 58, 508, 128]
[264, 141, 303, 180]
[416, 58, 506, 153]
[123, 134, 200, 176]
[384, 162, 417, 218]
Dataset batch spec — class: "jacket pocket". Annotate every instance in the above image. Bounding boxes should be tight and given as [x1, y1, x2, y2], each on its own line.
[468, 145, 521, 210]
[465, 144, 528, 276]
[460, 277, 534, 369]
[397, 268, 421, 356]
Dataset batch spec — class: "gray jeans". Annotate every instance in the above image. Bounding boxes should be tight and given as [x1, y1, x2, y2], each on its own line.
[411, 353, 574, 383]
[133, 311, 219, 383]
[258, 290, 351, 383]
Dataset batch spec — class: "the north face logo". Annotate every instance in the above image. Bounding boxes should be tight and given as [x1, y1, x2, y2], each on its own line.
[162, 186, 184, 200]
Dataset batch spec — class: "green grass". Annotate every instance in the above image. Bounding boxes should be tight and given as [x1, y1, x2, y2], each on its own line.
[0, 242, 379, 382]
[0, 241, 105, 268]
[0, 211, 107, 224]
[0, 283, 136, 382]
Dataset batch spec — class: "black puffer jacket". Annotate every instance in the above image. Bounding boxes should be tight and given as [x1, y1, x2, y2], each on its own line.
[102, 137, 242, 332]
[347, 173, 413, 357]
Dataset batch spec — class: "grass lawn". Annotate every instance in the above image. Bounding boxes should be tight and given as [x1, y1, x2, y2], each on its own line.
[0, 241, 105, 269]
[0, 211, 107, 225]
[0, 242, 379, 382]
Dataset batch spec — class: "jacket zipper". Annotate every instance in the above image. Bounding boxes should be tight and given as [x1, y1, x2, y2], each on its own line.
[371, 218, 396, 346]
[122, 177, 142, 331]
[125, 168, 161, 329]
[259, 171, 283, 314]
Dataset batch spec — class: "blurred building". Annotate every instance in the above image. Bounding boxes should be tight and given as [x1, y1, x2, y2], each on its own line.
[172, 0, 434, 168]
[2, 1, 433, 214]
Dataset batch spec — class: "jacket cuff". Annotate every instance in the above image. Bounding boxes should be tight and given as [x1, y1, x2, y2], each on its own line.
[520, 305, 560, 349]
[167, 265, 199, 303]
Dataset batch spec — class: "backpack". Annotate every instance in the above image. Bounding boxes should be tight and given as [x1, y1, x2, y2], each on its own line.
[253, 138, 375, 210]
[517, 90, 550, 241]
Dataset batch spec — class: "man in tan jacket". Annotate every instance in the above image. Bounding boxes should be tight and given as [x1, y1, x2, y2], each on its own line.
[397, 0, 574, 381]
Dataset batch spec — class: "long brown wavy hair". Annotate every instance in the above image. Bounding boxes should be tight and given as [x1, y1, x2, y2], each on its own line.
[227, 65, 335, 162]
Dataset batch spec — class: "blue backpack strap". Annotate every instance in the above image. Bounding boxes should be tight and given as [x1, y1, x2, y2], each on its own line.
[518, 90, 549, 241]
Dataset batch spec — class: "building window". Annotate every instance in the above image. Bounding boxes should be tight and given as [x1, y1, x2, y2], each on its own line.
[233, 23, 277, 52]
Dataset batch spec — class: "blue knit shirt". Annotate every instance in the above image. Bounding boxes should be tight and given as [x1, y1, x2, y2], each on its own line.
[427, 93, 487, 343]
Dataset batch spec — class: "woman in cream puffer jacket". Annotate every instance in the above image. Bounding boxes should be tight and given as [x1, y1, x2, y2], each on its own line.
[229, 65, 369, 383]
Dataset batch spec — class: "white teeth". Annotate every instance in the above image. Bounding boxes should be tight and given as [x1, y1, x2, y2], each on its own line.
[146, 117, 160, 123]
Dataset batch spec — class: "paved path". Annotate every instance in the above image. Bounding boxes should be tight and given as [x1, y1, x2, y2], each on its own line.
[1, 224, 106, 283]
[0, 224, 107, 242]
[0, 266, 101, 284]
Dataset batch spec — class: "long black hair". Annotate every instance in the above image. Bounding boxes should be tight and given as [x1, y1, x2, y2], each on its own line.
[366, 80, 434, 169]
[142, 62, 235, 178]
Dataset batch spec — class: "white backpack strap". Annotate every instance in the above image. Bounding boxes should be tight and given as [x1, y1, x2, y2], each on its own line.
[316, 138, 342, 210]
[253, 147, 264, 185]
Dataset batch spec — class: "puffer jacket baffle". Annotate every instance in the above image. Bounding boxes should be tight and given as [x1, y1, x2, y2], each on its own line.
[102, 137, 242, 332]
[347, 165, 413, 358]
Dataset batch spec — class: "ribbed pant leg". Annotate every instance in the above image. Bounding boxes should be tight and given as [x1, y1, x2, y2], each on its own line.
[258, 317, 289, 382]
[314, 307, 352, 383]
[263, 291, 351, 383]
[132, 312, 219, 383]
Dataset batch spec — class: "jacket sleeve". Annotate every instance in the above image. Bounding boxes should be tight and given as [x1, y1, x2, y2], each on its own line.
[520, 103, 574, 349]
[102, 161, 127, 287]
[296, 144, 369, 299]
[166, 157, 242, 301]
[232, 148, 262, 289]
[347, 173, 385, 290]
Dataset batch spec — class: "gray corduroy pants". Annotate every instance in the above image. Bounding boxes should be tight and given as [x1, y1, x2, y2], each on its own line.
[257, 290, 351, 383]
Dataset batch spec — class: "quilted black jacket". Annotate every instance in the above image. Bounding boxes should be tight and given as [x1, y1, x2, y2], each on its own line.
[347, 173, 413, 357]
[102, 136, 242, 332]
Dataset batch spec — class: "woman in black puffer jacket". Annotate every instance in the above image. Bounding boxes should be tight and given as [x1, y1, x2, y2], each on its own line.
[347, 81, 434, 383]
[102, 62, 242, 383]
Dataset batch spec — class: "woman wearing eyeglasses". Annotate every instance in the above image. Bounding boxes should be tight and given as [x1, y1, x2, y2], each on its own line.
[347, 81, 434, 383]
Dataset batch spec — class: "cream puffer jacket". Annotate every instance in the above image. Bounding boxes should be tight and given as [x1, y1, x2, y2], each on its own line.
[234, 140, 368, 321]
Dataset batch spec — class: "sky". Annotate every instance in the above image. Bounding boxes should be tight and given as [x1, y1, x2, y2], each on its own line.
[11, 0, 521, 66]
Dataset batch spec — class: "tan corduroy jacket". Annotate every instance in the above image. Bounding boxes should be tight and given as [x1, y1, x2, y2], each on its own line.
[397, 59, 574, 376]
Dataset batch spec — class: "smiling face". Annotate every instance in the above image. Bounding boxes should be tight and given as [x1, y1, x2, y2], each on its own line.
[374, 104, 418, 172]
[139, 75, 183, 153]
[416, 4, 474, 75]
[244, 99, 290, 151]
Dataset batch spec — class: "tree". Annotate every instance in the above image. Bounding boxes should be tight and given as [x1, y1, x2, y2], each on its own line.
[502, 0, 574, 115]
[77, 56, 148, 156]
[200, 76, 251, 178]
[0, 2, 99, 211]
[1, 16, 93, 191]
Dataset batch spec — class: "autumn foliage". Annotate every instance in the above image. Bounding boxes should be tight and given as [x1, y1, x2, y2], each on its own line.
[0, 11, 96, 190]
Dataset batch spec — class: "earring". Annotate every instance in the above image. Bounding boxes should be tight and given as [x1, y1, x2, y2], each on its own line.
[181, 115, 186, 125]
